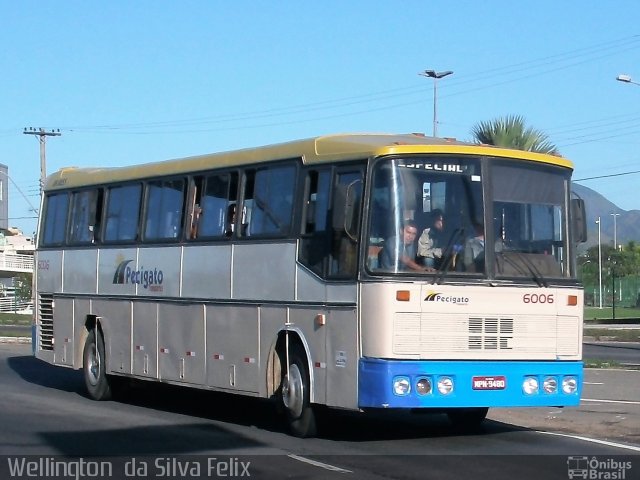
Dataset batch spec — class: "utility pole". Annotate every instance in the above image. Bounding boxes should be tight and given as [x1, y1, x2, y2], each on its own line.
[23, 127, 61, 194]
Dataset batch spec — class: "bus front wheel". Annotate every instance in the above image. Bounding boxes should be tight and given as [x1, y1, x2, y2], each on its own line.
[83, 329, 113, 401]
[280, 345, 317, 438]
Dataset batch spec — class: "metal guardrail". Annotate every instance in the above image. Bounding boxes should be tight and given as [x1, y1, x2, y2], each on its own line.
[0, 297, 32, 313]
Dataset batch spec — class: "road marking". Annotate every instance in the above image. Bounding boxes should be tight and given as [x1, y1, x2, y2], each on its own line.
[536, 431, 640, 452]
[287, 454, 352, 473]
[583, 382, 604, 385]
[582, 398, 640, 405]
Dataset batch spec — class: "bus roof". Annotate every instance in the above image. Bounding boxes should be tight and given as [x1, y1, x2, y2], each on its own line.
[44, 133, 574, 190]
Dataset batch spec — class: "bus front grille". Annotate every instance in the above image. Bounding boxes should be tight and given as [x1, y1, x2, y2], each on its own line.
[38, 294, 54, 351]
[392, 312, 575, 359]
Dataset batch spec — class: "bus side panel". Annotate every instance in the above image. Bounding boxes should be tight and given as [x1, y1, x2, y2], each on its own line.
[52, 297, 74, 367]
[182, 245, 232, 299]
[63, 249, 97, 295]
[158, 303, 205, 385]
[36, 250, 63, 294]
[98, 248, 137, 297]
[138, 247, 181, 298]
[132, 302, 158, 379]
[206, 304, 259, 393]
[287, 306, 328, 406]
[233, 243, 296, 301]
[295, 265, 327, 303]
[325, 307, 359, 410]
[92, 299, 133, 375]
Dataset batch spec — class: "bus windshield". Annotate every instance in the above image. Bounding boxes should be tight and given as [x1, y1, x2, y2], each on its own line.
[366, 155, 571, 280]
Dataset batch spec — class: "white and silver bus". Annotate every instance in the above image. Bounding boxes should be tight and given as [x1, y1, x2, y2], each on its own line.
[34, 134, 587, 437]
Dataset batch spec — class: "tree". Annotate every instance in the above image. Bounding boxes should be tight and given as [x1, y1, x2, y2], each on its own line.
[579, 242, 640, 306]
[471, 115, 559, 154]
[14, 273, 32, 306]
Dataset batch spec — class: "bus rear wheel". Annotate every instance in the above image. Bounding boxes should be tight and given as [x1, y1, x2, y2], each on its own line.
[280, 344, 317, 438]
[83, 329, 113, 401]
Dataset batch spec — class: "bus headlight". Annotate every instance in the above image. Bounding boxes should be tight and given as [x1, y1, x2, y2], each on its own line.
[416, 377, 432, 395]
[543, 376, 558, 394]
[437, 376, 454, 395]
[523, 377, 539, 395]
[562, 376, 578, 394]
[393, 376, 411, 396]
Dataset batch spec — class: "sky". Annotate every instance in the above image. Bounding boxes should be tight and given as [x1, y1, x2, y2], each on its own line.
[1, 1, 639, 236]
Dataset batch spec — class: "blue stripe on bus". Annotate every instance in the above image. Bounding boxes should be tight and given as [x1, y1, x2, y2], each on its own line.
[358, 358, 582, 409]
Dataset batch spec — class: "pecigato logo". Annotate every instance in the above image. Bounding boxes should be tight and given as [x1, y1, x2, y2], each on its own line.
[113, 259, 164, 292]
[424, 291, 470, 305]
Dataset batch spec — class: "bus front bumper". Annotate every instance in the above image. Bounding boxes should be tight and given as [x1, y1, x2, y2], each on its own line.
[358, 358, 582, 409]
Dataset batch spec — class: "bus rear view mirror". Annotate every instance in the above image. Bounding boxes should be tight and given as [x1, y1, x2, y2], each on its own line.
[570, 198, 587, 243]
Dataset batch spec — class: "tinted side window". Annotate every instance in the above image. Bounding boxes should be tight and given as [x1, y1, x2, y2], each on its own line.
[41, 193, 69, 246]
[104, 184, 142, 242]
[69, 189, 102, 244]
[144, 179, 186, 241]
[193, 172, 238, 239]
[299, 169, 332, 276]
[329, 170, 363, 278]
[245, 164, 296, 236]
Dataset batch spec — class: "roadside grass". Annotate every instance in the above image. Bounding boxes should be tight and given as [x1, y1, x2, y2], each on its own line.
[584, 306, 640, 321]
[0, 313, 32, 326]
[583, 359, 623, 369]
[583, 328, 640, 342]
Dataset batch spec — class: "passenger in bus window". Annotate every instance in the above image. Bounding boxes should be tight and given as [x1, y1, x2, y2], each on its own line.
[379, 220, 430, 272]
[417, 209, 444, 267]
[463, 221, 485, 272]
[225, 204, 236, 237]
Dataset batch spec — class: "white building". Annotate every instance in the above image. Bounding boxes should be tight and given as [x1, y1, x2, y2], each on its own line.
[0, 227, 35, 313]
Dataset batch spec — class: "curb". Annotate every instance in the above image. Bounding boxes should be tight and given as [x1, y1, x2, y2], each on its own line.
[0, 337, 31, 344]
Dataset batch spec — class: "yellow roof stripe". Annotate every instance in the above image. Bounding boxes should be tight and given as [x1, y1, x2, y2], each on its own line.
[44, 133, 573, 190]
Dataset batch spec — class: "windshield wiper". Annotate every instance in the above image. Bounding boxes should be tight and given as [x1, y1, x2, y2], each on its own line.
[499, 249, 548, 288]
[433, 227, 465, 285]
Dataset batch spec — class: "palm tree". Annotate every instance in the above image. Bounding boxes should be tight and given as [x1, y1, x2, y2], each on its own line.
[471, 115, 559, 154]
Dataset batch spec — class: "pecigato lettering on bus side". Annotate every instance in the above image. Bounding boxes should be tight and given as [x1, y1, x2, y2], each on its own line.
[113, 259, 164, 292]
[424, 291, 470, 305]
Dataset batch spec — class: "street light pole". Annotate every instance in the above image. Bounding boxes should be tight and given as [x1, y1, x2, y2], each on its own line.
[596, 216, 603, 309]
[610, 212, 620, 250]
[419, 69, 453, 137]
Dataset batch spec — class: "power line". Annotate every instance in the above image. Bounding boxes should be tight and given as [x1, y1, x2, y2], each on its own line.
[573, 170, 640, 182]
[42, 35, 640, 136]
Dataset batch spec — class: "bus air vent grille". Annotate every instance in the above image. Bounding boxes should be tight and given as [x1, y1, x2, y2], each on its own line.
[38, 294, 54, 351]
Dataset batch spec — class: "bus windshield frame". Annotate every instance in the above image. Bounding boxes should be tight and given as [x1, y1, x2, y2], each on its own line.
[364, 154, 575, 282]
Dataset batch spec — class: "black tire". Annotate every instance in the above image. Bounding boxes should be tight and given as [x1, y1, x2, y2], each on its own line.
[447, 407, 489, 430]
[83, 329, 113, 401]
[280, 344, 317, 438]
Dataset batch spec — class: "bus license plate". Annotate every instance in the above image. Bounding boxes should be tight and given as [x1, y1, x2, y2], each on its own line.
[472, 376, 506, 390]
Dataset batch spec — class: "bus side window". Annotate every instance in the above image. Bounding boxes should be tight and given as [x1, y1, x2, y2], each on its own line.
[193, 172, 238, 239]
[299, 169, 331, 276]
[248, 164, 295, 236]
[41, 193, 70, 246]
[144, 178, 186, 241]
[69, 189, 103, 244]
[329, 170, 363, 278]
[104, 184, 142, 243]
[242, 163, 296, 237]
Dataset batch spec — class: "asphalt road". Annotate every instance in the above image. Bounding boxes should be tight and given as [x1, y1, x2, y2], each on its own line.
[584, 341, 640, 366]
[0, 344, 638, 480]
